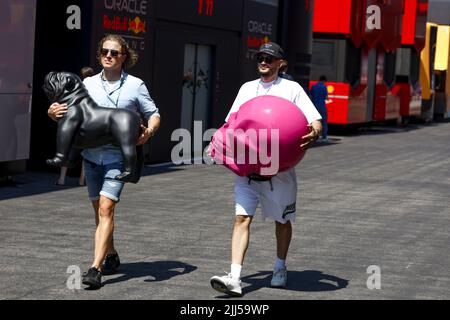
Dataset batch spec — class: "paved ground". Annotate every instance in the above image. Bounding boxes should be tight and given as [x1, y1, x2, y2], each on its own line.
[1, 121, 449, 300]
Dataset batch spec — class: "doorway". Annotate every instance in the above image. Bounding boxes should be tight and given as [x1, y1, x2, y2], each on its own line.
[181, 43, 214, 159]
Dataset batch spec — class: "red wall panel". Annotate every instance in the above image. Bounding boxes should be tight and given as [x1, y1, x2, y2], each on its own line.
[313, 0, 352, 34]
[402, 0, 417, 45]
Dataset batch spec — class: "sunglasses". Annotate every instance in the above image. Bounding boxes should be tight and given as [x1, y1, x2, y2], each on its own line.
[257, 55, 277, 64]
[100, 48, 123, 57]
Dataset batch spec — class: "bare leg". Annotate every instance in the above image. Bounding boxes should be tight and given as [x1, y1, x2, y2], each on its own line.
[92, 196, 117, 268]
[57, 167, 68, 185]
[275, 220, 292, 260]
[91, 200, 100, 226]
[210, 215, 250, 296]
[92, 196, 116, 270]
[231, 215, 253, 265]
[79, 163, 86, 186]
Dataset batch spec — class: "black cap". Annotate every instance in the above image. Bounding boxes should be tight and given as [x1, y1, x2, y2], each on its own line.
[257, 42, 284, 59]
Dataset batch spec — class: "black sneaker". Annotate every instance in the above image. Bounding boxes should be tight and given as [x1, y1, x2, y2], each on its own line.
[103, 253, 120, 275]
[82, 267, 102, 289]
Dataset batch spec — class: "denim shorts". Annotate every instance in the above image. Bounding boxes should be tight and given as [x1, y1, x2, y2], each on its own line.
[83, 160, 125, 202]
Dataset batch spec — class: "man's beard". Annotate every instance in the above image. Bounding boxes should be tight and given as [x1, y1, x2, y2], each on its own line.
[257, 65, 277, 78]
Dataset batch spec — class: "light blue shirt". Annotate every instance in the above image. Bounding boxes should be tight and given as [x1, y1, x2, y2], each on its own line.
[81, 70, 160, 165]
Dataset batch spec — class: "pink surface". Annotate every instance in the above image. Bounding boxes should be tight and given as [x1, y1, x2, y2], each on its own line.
[210, 95, 309, 177]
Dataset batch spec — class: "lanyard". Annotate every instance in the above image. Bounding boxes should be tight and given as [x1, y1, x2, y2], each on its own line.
[256, 77, 279, 96]
[100, 70, 126, 108]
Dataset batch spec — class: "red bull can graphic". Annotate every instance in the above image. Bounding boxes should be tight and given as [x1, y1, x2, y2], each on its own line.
[129, 16, 146, 34]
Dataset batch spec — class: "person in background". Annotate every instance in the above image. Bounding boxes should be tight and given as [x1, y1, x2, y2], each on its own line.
[310, 75, 329, 142]
[278, 60, 294, 81]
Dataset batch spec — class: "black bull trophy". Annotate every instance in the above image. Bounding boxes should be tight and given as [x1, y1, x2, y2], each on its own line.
[43, 71, 145, 183]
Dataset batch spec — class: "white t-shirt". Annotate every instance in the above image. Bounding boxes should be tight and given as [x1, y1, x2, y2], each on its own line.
[225, 77, 322, 123]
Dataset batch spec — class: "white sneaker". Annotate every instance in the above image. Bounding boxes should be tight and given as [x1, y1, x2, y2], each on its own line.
[210, 273, 242, 297]
[271, 267, 287, 288]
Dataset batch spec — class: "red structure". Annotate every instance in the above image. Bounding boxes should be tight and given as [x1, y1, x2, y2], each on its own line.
[310, 0, 428, 125]
[394, 0, 428, 119]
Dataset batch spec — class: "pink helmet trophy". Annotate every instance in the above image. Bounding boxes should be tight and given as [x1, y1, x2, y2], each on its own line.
[210, 95, 310, 177]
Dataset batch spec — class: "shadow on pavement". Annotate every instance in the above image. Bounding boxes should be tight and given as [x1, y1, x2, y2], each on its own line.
[0, 163, 186, 201]
[214, 270, 348, 299]
[102, 261, 197, 285]
[310, 137, 343, 148]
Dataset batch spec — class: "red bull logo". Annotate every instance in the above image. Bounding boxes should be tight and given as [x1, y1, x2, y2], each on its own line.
[103, 15, 128, 31]
[247, 36, 270, 49]
[129, 16, 146, 34]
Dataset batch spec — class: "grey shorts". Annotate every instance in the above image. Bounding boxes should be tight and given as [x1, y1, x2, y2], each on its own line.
[83, 160, 125, 202]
